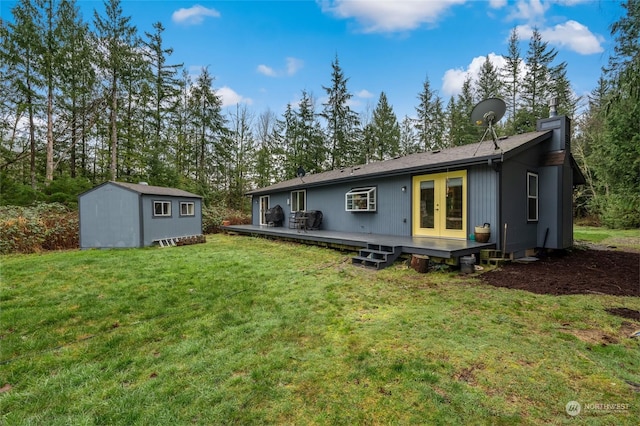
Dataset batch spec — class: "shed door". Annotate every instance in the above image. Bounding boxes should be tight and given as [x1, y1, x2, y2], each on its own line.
[259, 195, 270, 225]
[412, 171, 467, 238]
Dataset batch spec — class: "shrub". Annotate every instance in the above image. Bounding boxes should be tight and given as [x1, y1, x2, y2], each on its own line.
[0, 203, 79, 254]
[202, 205, 251, 234]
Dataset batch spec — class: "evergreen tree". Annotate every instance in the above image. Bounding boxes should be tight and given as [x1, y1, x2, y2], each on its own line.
[5, 0, 44, 189]
[368, 92, 400, 161]
[55, 0, 97, 179]
[516, 28, 558, 132]
[591, 0, 640, 227]
[501, 27, 522, 129]
[189, 67, 226, 187]
[415, 75, 441, 151]
[475, 55, 502, 101]
[253, 109, 278, 188]
[398, 115, 419, 156]
[93, 0, 138, 181]
[321, 55, 360, 168]
[142, 21, 182, 183]
[227, 104, 254, 209]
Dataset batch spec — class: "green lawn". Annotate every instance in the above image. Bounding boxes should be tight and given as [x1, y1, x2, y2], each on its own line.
[574, 226, 640, 250]
[1, 235, 638, 425]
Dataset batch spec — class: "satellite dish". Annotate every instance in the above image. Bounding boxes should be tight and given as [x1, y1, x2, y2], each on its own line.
[471, 98, 506, 150]
[296, 166, 306, 178]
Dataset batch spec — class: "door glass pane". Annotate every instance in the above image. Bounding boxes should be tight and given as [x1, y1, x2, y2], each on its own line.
[420, 180, 435, 229]
[445, 177, 463, 230]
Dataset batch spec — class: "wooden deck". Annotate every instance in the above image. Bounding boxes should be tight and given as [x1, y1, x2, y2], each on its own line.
[222, 224, 495, 260]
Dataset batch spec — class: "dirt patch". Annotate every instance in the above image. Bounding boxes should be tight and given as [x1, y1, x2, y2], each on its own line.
[479, 248, 639, 297]
[605, 308, 640, 321]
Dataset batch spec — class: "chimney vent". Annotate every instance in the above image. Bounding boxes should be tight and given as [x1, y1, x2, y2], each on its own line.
[549, 98, 558, 117]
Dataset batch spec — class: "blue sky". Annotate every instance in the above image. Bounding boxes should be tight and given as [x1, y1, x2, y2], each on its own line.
[2, 0, 624, 120]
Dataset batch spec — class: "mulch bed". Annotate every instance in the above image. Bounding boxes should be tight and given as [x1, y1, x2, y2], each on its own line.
[479, 248, 639, 297]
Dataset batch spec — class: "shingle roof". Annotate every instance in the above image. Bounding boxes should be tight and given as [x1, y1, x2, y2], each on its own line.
[247, 129, 552, 195]
[111, 181, 202, 198]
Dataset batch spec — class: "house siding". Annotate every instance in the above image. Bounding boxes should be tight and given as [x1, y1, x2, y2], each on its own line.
[252, 176, 412, 235]
[468, 165, 499, 244]
[79, 184, 141, 248]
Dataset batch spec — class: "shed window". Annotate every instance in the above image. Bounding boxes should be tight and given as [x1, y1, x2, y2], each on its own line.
[346, 187, 376, 212]
[154, 201, 172, 217]
[291, 190, 306, 212]
[527, 172, 538, 222]
[180, 202, 195, 216]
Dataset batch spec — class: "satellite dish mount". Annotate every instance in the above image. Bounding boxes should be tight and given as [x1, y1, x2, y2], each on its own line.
[470, 98, 506, 151]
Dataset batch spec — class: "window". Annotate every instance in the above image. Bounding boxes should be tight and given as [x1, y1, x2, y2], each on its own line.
[154, 201, 171, 217]
[527, 172, 538, 222]
[346, 187, 376, 212]
[180, 202, 195, 216]
[291, 190, 306, 212]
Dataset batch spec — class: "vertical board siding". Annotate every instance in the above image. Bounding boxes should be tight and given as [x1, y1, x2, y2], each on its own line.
[79, 185, 141, 248]
[468, 166, 499, 243]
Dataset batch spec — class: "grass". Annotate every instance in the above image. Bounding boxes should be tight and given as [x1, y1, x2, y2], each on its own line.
[574, 225, 640, 250]
[1, 234, 638, 425]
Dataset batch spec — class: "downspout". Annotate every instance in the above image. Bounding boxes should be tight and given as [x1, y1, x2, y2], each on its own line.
[497, 153, 504, 252]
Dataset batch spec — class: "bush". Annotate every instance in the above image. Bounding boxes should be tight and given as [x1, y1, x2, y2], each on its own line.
[599, 193, 640, 229]
[202, 205, 251, 234]
[0, 203, 79, 254]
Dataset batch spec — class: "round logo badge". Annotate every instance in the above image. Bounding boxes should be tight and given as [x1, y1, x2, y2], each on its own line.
[566, 401, 581, 416]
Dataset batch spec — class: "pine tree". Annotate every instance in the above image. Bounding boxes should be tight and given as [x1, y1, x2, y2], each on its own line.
[321, 55, 360, 169]
[399, 115, 419, 156]
[5, 0, 45, 189]
[368, 92, 400, 161]
[475, 55, 502, 101]
[93, 0, 138, 181]
[415, 75, 441, 151]
[517, 28, 558, 132]
[143, 21, 182, 183]
[55, 0, 97, 179]
[501, 27, 522, 128]
[590, 0, 640, 227]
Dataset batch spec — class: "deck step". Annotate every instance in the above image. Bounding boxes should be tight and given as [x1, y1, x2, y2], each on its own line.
[352, 244, 401, 270]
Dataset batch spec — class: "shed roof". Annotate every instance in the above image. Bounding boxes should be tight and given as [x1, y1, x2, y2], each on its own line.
[247, 129, 552, 195]
[95, 181, 202, 198]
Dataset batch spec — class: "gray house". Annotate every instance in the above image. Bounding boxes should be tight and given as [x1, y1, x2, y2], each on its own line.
[243, 115, 584, 260]
[79, 181, 203, 249]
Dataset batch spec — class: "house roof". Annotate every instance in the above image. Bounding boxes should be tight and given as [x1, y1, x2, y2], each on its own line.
[247, 129, 553, 196]
[108, 181, 202, 198]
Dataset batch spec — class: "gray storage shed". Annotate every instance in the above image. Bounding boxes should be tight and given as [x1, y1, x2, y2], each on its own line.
[79, 181, 203, 249]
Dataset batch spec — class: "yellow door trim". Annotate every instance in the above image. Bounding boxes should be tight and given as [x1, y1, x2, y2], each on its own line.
[412, 170, 467, 238]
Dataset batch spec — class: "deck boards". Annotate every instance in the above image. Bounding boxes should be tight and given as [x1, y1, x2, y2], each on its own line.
[222, 225, 495, 259]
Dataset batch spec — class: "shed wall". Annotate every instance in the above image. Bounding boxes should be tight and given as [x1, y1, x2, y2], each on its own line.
[141, 196, 202, 246]
[79, 184, 141, 248]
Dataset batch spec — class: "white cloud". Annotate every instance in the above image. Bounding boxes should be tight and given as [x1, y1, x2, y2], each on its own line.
[356, 89, 374, 99]
[515, 21, 604, 55]
[321, 0, 467, 33]
[258, 57, 304, 77]
[286, 57, 304, 75]
[506, 0, 549, 22]
[441, 53, 507, 97]
[489, 0, 507, 8]
[257, 64, 277, 77]
[172, 5, 220, 25]
[218, 86, 253, 108]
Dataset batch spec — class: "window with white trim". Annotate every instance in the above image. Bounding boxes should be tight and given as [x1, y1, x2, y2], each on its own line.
[527, 172, 538, 222]
[180, 202, 195, 216]
[346, 187, 377, 212]
[291, 190, 306, 212]
[153, 201, 172, 217]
